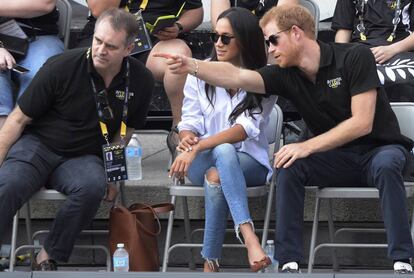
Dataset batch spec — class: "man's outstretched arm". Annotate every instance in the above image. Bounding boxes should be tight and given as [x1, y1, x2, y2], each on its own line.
[153, 53, 267, 94]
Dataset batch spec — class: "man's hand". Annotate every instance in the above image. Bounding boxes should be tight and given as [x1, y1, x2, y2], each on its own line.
[370, 45, 397, 64]
[152, 52, 194, 74]
[169, 145, 198, 179]
[154, 25, 180, 41]
[274, 142, 312, 168]
[103, 182, 118, 202]
[0, 48, 15, 71]
[177, 134, 199, 152]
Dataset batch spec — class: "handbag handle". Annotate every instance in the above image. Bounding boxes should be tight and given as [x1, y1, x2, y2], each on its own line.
[130, 204, 162, 236]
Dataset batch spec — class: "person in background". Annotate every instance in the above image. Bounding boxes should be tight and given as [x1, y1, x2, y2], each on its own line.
[0, 0, 64, 128]
[169, 7, 277, 273]
[211, 0, 298, 28]
[332, 0, 414, 102]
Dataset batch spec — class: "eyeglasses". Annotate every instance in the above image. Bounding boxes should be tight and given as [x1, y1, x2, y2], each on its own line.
[96, 90, 114, 120]
[265, 27, 292, 47]
[210, 33, 235, 45]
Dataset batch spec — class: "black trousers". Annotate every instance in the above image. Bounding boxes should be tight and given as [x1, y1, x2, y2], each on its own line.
[0, 135, 106, 262]
[274, 144, 414, 264]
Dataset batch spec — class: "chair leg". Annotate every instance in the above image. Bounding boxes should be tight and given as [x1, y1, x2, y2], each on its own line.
[307, 197, 321, 273]
[261, 176, 276, 248]
[182, 196, 196, 270]
[411, 202, 414, 242]
[9, 211, 19, 272]
[162, 195, 176, 272]
[24, 202, 35, 266]
[327, 199, 339, 271]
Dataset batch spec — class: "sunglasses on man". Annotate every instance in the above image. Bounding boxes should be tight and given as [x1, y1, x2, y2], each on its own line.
[265, 27, 292, 48]
[96, 89, 114, 120]
[210, 33, 235, 45]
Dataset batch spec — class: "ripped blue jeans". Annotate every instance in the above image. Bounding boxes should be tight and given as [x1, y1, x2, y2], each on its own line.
[187, 143, 268, 261]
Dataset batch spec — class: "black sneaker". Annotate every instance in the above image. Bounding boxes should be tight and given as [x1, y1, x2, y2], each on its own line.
[394, 261, 413, 274]
[281, 262, 300, 273]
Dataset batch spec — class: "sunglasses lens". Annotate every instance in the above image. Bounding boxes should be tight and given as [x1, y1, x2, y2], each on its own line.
[211, 33, 233, 45]
[221, 35, 231, 45]
[210, 33, 219, 43]
[266, 35, 278, 47]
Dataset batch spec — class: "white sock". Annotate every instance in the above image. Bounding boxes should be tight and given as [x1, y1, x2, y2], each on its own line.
[282, 262, 299, 271]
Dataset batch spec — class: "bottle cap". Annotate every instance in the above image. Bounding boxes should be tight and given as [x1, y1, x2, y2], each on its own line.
[117, 243, 125, 248]
[266, 240, 274, 244]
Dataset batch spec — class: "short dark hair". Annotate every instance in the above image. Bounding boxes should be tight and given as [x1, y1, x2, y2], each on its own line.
[95, 8, 138, 45]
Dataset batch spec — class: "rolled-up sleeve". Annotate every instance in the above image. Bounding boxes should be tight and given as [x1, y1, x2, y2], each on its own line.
[177, 75, 205, 136]
[233, 95, 278, 140]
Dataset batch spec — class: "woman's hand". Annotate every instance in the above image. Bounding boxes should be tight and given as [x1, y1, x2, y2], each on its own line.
[370, 45, 397, 64]
[0, 48, 15, 71]
[169, 146, 198, 179]
[154, 25, 180, 41]
[177, 134, 199, 152]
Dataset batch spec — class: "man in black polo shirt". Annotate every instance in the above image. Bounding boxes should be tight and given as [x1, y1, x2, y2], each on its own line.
[0, 8, 153, 270]
[156, 4, 414, 274]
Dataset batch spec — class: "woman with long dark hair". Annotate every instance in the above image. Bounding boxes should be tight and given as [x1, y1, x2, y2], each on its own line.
[169, 7, 277, 272]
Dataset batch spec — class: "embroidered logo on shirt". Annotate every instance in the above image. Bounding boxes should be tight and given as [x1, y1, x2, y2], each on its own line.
[327, 77, 342, 89]
[115, 90, 125, 100]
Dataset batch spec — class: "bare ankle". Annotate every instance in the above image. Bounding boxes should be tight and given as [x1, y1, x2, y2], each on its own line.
[36, 248, 50, 263]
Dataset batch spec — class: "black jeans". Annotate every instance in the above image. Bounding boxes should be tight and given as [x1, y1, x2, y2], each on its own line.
[274, 144, 414, 264]
[0, 135, 106, 262]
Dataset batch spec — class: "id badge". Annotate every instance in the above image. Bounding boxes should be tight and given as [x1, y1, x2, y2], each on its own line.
[130, 10, 153, 56]
[102, 143, 128, 182]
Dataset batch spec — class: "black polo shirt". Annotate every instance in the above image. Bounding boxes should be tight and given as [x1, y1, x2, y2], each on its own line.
[257, 41, 413, 151]
[332, 0, 414, 46]
[18, 48, 154, 157]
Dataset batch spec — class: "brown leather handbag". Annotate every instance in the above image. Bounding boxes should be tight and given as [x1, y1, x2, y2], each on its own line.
[109, 203, 174, 271]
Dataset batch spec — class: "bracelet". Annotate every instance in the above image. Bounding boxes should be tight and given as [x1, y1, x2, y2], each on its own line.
[191, 58, 199, 77]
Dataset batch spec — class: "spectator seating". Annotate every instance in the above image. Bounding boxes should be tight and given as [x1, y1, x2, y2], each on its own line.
[56, 0, 72, 50]
[307, 102, 414, 272]
[161, 104, 283, 272]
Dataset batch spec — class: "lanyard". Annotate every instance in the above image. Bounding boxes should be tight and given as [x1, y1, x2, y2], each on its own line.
[125, 0, 149, 12]
[356, 0, 405, 42]
[89, 59, 130, 146]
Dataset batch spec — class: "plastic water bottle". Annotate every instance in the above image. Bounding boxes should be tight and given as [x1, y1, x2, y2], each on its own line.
[113, 243, 129, 272]
[126, 135, 142, 180]
[264, 240, 278, 272]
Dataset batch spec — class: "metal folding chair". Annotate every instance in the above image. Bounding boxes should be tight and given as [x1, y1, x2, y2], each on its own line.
[56, 0, 72, 49]
[161, 104, 283, 272]
[307, 102, 414, 272]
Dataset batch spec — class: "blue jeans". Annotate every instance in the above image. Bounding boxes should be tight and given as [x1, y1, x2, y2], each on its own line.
[187, 143, 268, 260]
[0, 134, 106, 261]
[0, 35, 63, 116]
[275, 144, 414, 264]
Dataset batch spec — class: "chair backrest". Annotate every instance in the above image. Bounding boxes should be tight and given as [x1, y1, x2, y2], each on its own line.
[391, 102, 414, 141]
[264, 103, 284, 151]
[299, 0, 320, 38]
[56, 0, 72, 49]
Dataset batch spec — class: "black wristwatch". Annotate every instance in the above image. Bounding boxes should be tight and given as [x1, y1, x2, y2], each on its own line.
[175, 22, 184, 34]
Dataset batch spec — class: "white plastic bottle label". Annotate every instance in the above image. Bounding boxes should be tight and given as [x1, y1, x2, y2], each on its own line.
[113, 256, 128, 267]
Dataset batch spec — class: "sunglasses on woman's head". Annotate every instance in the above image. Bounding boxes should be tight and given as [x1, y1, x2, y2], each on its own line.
[210, 33, 235, 45]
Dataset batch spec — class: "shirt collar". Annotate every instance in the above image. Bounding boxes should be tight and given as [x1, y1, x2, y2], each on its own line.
[86, 48, 128, 82]
[318, 40, 334, 68]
